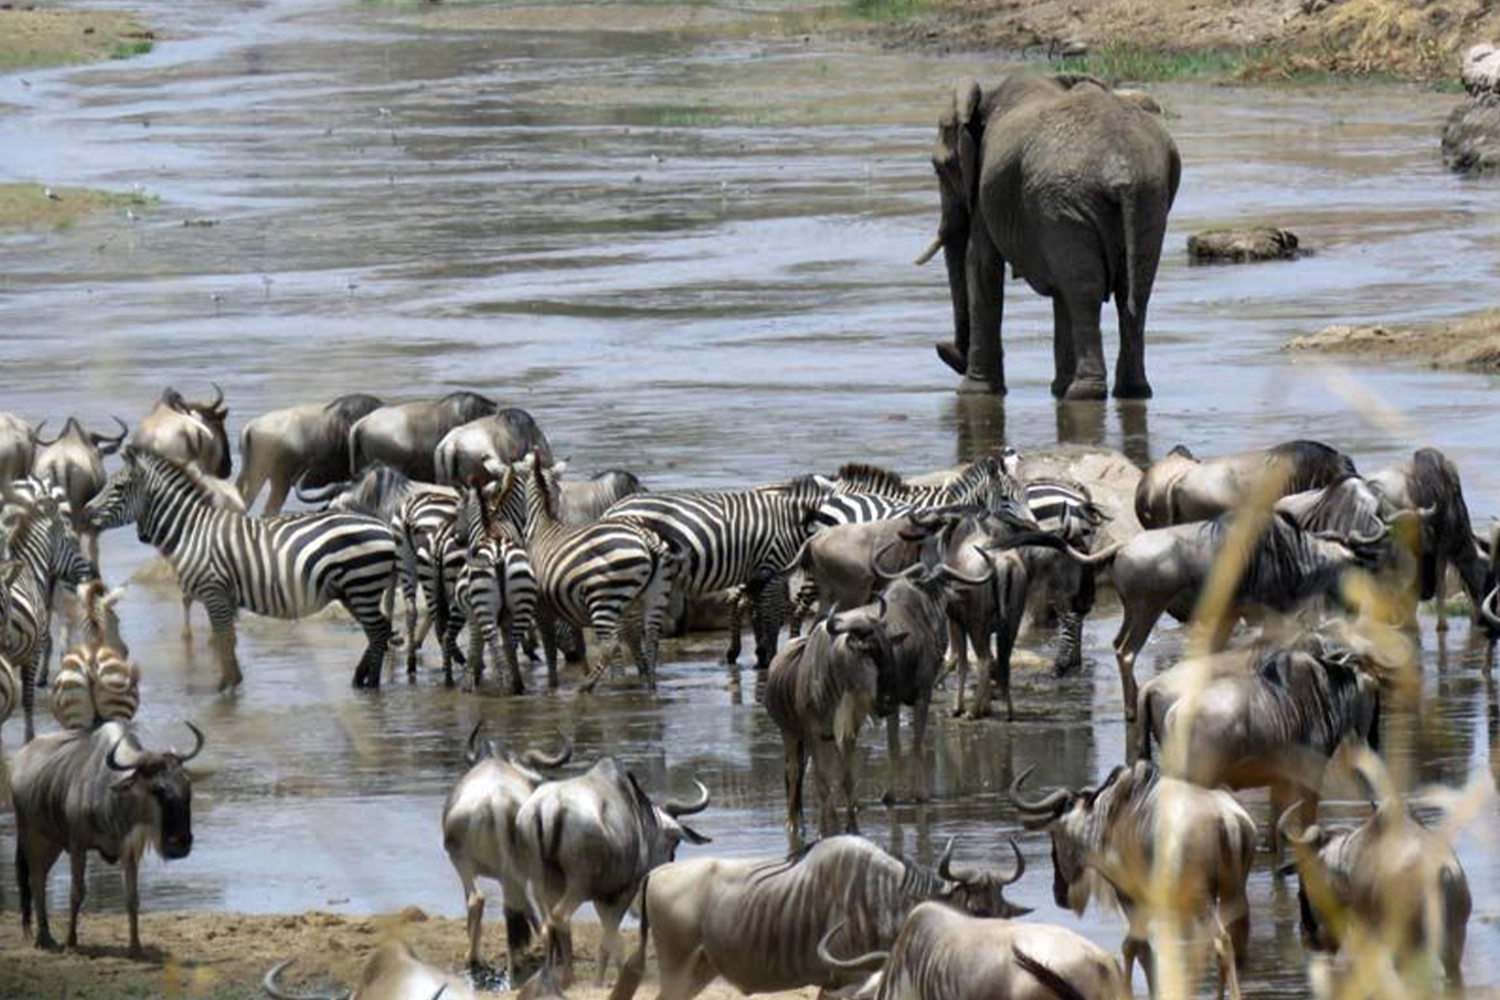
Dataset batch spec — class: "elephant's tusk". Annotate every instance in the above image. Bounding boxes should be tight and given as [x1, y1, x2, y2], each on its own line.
[914, 235, 943, 266]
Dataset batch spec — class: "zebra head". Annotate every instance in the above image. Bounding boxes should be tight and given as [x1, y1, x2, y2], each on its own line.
[3, 479, 98, 586]
[87, 453, 149, 534]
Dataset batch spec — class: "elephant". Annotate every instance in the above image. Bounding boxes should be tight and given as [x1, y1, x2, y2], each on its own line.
[921, 75, 1180, 400]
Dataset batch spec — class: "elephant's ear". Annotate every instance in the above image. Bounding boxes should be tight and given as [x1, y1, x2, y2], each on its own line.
[954, 80, 984, 215]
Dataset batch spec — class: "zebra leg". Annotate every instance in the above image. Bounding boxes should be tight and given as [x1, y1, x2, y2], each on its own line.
[722, 587, 744, 666]
[21, 654, 37, 742]
[344, 597, 392, 690]
[1053, 611, 1084, 675]
[580, 618, 624, 694]
[467, 619, 487, 692]
[205, 599, 244, 692]
[538, 615, 560, 690]
[502, 613, 525, 696]
[181, 594, 194, 640]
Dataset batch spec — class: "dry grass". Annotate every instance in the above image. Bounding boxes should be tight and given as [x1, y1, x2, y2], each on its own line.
[0, 183, 152, 234]
[0, 8, 153, 73]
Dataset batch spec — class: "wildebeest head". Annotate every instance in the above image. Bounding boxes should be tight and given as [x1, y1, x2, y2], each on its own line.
[932, 836, 1032, 918]
[163, 384, 231, 478]
[107, 722, 203, 860]
[824, 602, 906, 715]
[1009, 764, 1129, 914]
[624, 771, 712, 860]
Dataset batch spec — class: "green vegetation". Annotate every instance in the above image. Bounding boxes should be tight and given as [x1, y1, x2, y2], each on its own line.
[0, 183, 154, 234]
[111, 39, 154, 59]
[849, 0, 930, 22]
[1049, 46, 1260, 83]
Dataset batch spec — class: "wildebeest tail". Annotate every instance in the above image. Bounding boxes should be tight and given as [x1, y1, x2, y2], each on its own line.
[1013, 946, 1089, 1000]
[1136, 691, 1155, 761]
[607, 872, 650, 1000]
[16, 839, 30, 928]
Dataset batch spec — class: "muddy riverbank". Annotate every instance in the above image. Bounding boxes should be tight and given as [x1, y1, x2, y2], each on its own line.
[1289, 309, 1500, 373]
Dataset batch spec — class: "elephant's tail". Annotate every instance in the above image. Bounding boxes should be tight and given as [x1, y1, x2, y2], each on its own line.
[1119, 183, 1165, 323]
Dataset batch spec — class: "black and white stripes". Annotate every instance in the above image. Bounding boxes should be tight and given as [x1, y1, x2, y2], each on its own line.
[87, 449, 397, 690]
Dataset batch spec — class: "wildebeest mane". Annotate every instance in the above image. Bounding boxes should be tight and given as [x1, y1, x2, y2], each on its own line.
[494, 408, 555, 465]
[1255, 649, 1373, 753]
[1266, 440, 1357, 494]
[1207, 513, 1341, 610]
[1408, 448, 1475, 565]
[441, 390, 500, 421]
[1288, 479, 1383, 537]
[300, 394, 386, 488]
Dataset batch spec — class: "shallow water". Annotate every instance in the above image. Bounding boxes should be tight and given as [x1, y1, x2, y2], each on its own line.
[0, 0, 1498, 994]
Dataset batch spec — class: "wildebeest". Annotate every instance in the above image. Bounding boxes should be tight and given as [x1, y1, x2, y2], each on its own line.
[0, 411, 44, 484]
[1282, 797, 1471, 984]
[818, 901, 1128, 1000]
[236, 394, 385, 514]
[765, 604, 899, 837]
[132, 384, 231, 479]
[1034, 510, 1383, 719]
[514, 757, 710, 987]
[435, 410, 554, 487]
[12, 720, 202, 956]
[609, 835, 1029, 1000]
[1011, 760, 1256, 995]
[1134, 440, 1356, 529]
[442, 724, 572, 973]
[30, 416, 129, 562]
[1138, 644, 1380, 849]
[349, 391, 500, 482]
[263, 939, 475, 1000]
[782, 509, 959, 622]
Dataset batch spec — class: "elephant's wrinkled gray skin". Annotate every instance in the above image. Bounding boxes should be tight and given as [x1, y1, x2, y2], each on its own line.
[924, 75, 1181, 400]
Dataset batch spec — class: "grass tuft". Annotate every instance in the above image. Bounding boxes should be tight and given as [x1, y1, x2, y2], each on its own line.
[1050, 46, 1259, 83]
[849, 0, 931, 22]
[111, 39, 153, 60]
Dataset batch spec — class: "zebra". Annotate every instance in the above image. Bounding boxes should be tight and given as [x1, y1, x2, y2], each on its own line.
[602, 486, 818, 670]
[391, 487, 461, 673]
[86, 449, 398, 690]
[452, 486, 537, 694]
[1021, 477, 1107, 673]
[516, 454, 678, 690]
[1, 481, 100, 740]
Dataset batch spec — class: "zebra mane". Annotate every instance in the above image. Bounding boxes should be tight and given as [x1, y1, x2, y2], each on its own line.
[834, 463, 909, 496]
[133, 449, 218, 506]
[945, 456, 997, 499]
[525, 455, 563, 522]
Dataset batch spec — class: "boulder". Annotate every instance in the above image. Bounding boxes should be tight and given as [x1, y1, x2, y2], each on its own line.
[1187, 227, 1301, 263]
[1442, 93, 1500, 175]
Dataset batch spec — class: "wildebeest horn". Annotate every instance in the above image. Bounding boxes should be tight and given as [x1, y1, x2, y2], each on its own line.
[520, 732, 573, 770]
[294, 481, 345, 505]
[871, 540, 921, 582]
[1276, 803, 1321, 847]
[174, 721, 206, 763]
[262, 958, 351, 1000]
[1480, 587, 1500, 628]
[465, 721, 487, 766]
[816, 923, 889, 972]
[33, 420, 61, 447]
[206, 381, 225, 412]
[106, 735, 146, 772]
[1008, 765, 1071, 818]
[97, 415, 130, 448]
[913, 234, 943, 266]
[663, 778, 711, 817]
[1341, 526, 1386, 547]
[824, 603, 843, 636]
[997, 838, 1025, 886]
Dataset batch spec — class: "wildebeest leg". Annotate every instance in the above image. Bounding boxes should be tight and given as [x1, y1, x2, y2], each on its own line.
[810, 738, 838, 836]
[1113, 601, 1166, 722]
[596, 897, 632, 987]
[66, 848, 86, 949]
[881, 712, 901, 806]
[969, 626, 996, 721]
[654, 941, 718, 1000]
[782, 736, 807, 839]
[910, 694, 931, 802]
[24, 837, 62, 950]
[123, 854, 143, 959]
[455, 859, 485, 969]
[1434, 555, 1450, 632]
[949, 618, 971, 717]
[545, 896, 581, 988]
[204, 595, 244, 692]
[262, 473, 291, 517]
[837, 736, 860, 834]
[994, 576, 1026, 722]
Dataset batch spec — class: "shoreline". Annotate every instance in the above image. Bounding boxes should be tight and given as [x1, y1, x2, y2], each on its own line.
[1287, 310, 1500, 374]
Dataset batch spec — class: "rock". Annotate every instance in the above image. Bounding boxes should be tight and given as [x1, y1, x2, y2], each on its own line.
[1462, 43, 1500, 96]
[1187, 227, 1301, 263]
[1442, 94, 1500, 175]
[397, 905, 428, 923]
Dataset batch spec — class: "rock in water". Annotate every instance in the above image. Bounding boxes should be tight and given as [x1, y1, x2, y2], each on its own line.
[1462, 43, 1500, 96]
[1443, 94, 1500, 175]
[1187, 227, 1301, 263]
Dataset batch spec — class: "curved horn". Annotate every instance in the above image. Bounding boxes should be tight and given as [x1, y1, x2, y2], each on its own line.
[998, 837, 1026, 886]
[262, 959, 350, 1000]
[930, 551, 992, 587]
[520, 732, 573, 770]
[913, 234, 943, 266]
[106, 735, 145, 772]
[663, 778, 711, 818]
[1277, 803, 1321, 847]
[1480, 587, 1500, 628]
[173, 721, 205, 763]
[29, 419, 48, 445]
[1008, 764, 1071, 817]
[871, 540, 921, 583]
[816, 923, 890, 973]
[937, 837, 975, 884]
[465, 721, 486, 766]
[294, 481, 346, 505]
[207, 381, 225, 412]
[824, 603, 843, 637]
[95, 415, 130, 448]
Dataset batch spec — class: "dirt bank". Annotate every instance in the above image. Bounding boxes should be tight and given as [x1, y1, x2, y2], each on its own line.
[870, 0, 1500, 84]
[0, 908, 818, 1000]
[0, 6, 153, 73]
[1287, 309, 1500, 372]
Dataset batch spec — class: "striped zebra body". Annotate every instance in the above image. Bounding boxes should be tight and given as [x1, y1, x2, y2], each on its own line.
[1022, 478, 1105, 673]
[1, 479, 98, 740]
[603, 490, 815, 669]
[520, 458, 677, 690]
[456, 536, 537, 694]
[88, 450, 397, 690]
[392, 486, 460, 673]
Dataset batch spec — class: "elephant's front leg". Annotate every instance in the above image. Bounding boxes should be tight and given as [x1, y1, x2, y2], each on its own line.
[1051, 296, 1077, 398]
[960, 228, 1006, 394]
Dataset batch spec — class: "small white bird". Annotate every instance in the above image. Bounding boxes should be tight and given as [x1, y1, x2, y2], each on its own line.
[260, 275, 274, 298]
[378, 107, 392, 119]
[44, 186, 60, 201]
[210, 292, 224, 312]
[346, 278, 359, 296]
[125, 209, 137, 222]
[132, 182, 144, 195]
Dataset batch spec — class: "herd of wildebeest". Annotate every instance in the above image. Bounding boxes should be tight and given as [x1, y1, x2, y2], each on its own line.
[0, 386, 1492, 999]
